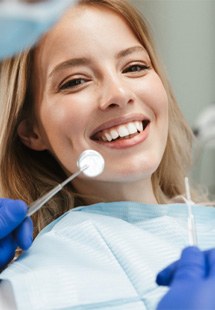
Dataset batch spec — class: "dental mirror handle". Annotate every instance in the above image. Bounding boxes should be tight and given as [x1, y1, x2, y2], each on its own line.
[27, 166, 87, 217]
[27, 149, 105, 217]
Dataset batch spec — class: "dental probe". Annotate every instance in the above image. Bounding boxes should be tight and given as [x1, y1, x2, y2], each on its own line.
[27, 150, 105, 217]
[185, 177, 198, 246]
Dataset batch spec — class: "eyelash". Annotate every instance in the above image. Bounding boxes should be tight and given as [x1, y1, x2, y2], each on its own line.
[59, 78, 87, 91]
[59, 63, 150, 91]
[122, 63, 150, 74]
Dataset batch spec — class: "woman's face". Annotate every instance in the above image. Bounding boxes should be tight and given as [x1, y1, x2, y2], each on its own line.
[27, 5, 169, 199]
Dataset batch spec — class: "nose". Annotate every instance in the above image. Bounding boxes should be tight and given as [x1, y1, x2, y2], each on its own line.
[98, 74, 134, 110]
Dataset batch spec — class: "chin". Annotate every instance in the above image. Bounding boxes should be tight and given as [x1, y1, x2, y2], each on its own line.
[99, 164, 158, 183]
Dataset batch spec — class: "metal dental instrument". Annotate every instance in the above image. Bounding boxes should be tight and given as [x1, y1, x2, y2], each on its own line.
[185, 177, 198, 246]
[27, 150, 105, 217]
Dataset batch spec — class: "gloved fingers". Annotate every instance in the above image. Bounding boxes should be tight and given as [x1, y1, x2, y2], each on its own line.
[172, 246, 205, 284]
[0, 0, 76, 59]
[13, 217, 33, 250]
[0, 199, 28, 238]
[156, 261, 177, 286]
[205, 248, 215, 277]
[0, 234, 17, 268]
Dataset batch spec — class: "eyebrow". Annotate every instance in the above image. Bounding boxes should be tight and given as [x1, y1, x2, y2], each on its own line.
[48, 58, 91, 79]
[116, 45, 146, 59]
[48, 45, 146, 79]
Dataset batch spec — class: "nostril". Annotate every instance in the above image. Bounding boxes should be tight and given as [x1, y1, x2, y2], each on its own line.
[108, 103, 119, 108]
[128, 98, 134, 104]
[104, 99, 134, 109]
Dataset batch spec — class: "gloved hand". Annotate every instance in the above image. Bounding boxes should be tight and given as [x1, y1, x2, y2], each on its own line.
[156, 246, 215, 310]
[0, 199, 33, 269]
[0, 0, 77, 59]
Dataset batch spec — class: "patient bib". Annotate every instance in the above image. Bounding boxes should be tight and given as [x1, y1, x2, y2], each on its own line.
[1, 202, 215, 309]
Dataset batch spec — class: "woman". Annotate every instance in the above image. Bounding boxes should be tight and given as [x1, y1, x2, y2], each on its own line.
[0, 0, 193, 237]
[0, 0, 214, 309]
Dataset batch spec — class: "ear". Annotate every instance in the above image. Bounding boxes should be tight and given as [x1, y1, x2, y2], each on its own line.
[17, 119, 47, 151]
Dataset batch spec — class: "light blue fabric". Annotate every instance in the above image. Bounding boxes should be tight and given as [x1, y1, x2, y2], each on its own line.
[0, 0, 77, 59]
[1, 201, 215, 309]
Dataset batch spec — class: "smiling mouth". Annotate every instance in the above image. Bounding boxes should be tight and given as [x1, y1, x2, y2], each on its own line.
[91, 120, 150, 142]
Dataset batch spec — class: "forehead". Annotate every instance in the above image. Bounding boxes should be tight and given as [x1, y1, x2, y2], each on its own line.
[35, 4, 141, 61]
[45, 4, 136, 41]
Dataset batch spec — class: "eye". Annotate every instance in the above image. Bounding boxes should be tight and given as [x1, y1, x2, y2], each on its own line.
[122, 64, 150, 74]
[59, 78, 88, 91]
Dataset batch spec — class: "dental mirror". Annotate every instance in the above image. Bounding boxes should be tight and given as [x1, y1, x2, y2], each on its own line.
[27, 149, 105, 216]
[77, 149, 105, 177]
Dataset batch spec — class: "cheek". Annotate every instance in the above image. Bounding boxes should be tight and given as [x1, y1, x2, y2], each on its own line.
[39, 99, 85, 137]
[141, 75, 169, 146]
[147, 74, 168, 113]
[151, 80, 169, 139]
[136, 73, 169, 121]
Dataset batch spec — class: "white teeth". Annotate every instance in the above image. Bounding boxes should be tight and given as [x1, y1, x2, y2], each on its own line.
[99, 120, 145, 142]
[118, 125, 130, 137]
[101, 135, 107, 142]
[104, 132, 112, 142]
[127, 122, 138, 134]
[135, 121, 143, 132]
[110, 129, 119, 140]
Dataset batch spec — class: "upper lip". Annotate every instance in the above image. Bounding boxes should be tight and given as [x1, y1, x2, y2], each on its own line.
[90, 113, 151, 139]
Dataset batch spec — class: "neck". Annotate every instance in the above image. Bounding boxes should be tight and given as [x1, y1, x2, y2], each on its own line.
[73, 178, 158, 205]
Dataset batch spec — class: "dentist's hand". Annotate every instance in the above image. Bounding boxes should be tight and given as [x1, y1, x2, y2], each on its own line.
[0, 0, 76, 59]
[0, 199, 33, 270]
[156, 246, 215, 310]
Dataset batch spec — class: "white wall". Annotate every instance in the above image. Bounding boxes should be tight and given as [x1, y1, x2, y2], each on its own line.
[132, 0, 215, 197]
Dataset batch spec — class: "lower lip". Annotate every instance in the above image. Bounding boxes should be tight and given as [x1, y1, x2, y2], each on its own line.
[94, 123, 150, 149]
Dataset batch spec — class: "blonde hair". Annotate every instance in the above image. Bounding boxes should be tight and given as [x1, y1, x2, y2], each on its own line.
[0, 0, 197, 236]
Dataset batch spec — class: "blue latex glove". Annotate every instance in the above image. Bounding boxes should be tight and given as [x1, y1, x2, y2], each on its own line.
[0, 0, 76, 59]
[0, 199, 33, 269]
[156, 246, 215, 310]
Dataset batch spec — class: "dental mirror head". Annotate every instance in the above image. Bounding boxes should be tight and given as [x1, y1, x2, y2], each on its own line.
[77, 150, 105, 177]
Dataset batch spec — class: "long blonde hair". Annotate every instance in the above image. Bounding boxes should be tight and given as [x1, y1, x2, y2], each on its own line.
[0, 0, 196, 235]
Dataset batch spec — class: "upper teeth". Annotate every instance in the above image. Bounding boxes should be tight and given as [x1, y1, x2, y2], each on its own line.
[99, 121, 144, 142]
